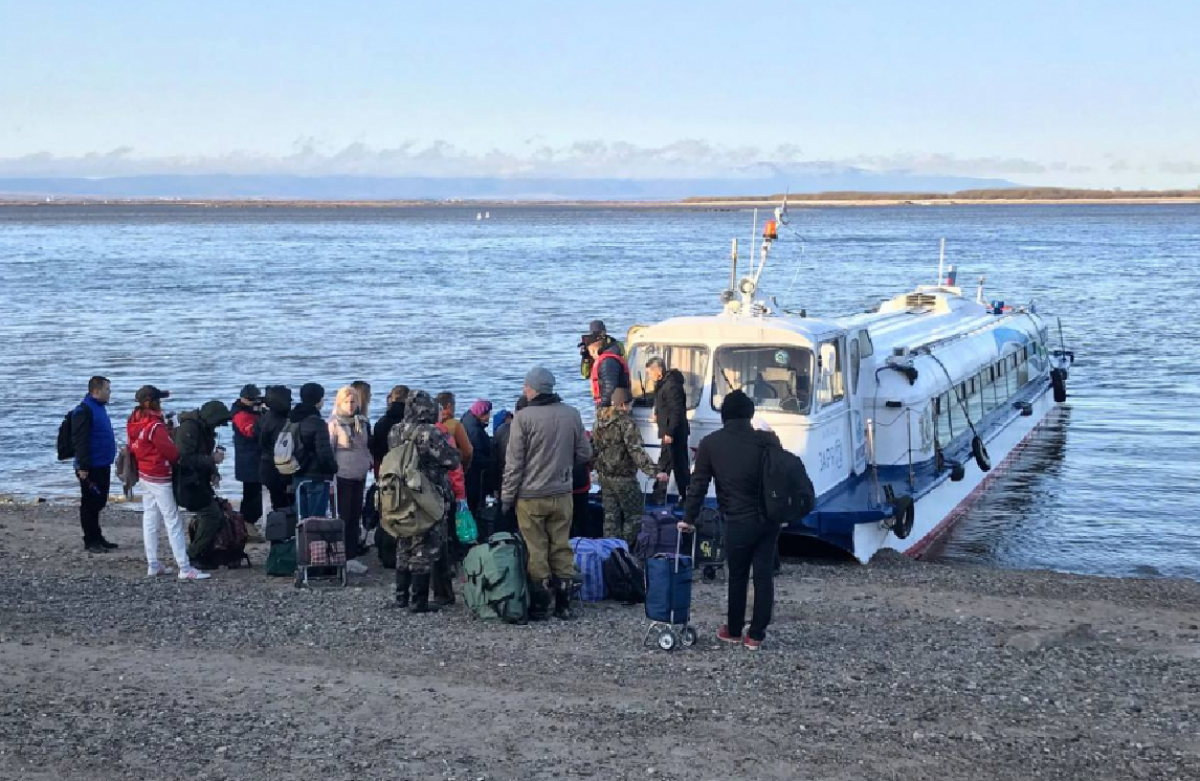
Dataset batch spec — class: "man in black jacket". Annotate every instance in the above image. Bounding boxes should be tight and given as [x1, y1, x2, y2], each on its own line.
[256, 385, 293, 510]
[679, 390, 781, 651]
[369, 384, 409, 471]
[173, 400, 232, 566]
[291, 382, 338, 518]
[230, 384, 264, 528]
[646, 357, 691, 504]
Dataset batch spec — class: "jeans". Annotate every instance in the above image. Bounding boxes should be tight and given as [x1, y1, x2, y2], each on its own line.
[726, 521, 781, 642]
[294, 477, 330, 519]
[78, 465, 111, 543]
[140, 479, 190, 570]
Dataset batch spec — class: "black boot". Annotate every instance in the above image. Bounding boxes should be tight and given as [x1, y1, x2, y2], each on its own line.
[552, 577, 575, 621]
[410, 573, 439, 614]
[432, 557, 456, 607]
[528, 579, 551, 622]
[393, 568, 411, 609]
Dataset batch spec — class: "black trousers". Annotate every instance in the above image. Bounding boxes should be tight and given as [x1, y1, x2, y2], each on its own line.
[336, 477, 365, 560]
[263, 472, 293, 510]
[78, 466, 111, 543]
[726, 521, 781, 642]
[241, 481, 263, 524]
[657, 432, 691, 502]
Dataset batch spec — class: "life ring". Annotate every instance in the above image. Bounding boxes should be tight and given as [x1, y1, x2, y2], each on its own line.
[890, 496, 915, 540]
[1051, 368, 1068, 403]
[971, 435, 992, 472]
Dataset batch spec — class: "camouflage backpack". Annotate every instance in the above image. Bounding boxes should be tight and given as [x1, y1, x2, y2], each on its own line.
[377, 432, 446, 539]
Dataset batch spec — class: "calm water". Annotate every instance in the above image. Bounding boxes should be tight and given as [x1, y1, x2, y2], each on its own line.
[2, 204, 1198, 579]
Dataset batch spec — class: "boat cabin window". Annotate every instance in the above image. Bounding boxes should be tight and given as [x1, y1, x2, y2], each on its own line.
[849, 337, 861, 395]
[712, 345, 813, 414]
[626, 343, 710, 409]
[817, 339, 845, 407]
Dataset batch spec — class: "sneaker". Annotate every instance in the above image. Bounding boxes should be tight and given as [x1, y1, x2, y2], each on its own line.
[717, 625, 742, 644]
[146, 562, 175, 577]
[177, 567, 211, 581]
[99, 538, 120, 550]
[346, 560, 368, 575]
[744, 637, 763, 652]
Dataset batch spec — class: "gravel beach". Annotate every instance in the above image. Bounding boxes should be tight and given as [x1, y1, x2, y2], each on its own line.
[1, 501, 1197, 781]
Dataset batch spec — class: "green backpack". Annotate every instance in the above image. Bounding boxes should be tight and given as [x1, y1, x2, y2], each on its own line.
[462, 533, 530, 624]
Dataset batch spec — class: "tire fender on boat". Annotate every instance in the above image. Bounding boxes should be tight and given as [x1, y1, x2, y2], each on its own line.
[889, 496, 915, 540]
[971, 435, 992, 472]
[1051, 368, 1068, 403]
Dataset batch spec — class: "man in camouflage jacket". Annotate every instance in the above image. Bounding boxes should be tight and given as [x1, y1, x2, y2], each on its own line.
[592, 388, 667, 542]
[386, 390, 461, 613]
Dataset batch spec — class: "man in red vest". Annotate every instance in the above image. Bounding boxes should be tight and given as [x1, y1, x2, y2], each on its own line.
[584, 333, 631, 408]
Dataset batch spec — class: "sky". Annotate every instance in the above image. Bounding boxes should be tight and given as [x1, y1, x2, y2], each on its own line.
[0, 0, 1197, 188]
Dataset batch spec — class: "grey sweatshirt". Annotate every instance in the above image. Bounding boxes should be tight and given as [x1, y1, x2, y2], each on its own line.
[501, 395, 593, 503]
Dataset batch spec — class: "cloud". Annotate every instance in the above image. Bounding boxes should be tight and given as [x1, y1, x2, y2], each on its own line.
[1160, 160, 1200, 175]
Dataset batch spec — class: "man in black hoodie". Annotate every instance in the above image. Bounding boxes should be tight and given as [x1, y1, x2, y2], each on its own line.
[647, 357, 691, 504]
[256, 385, 294, 510]
[679, 390, 782, 651]
[291, 382, 338, 518]
[369, 384, 409, 472]
[173, 400, 233, 566]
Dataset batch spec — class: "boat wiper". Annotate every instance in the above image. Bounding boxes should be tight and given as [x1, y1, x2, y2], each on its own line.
[713, 353, 739, 392]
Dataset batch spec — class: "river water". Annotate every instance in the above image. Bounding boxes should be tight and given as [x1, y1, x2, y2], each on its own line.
[2, 204, 1197, 579]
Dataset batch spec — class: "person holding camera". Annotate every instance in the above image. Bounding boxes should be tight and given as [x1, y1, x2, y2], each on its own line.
[172, 400, 232, 568]
[231, 384, 265, 531]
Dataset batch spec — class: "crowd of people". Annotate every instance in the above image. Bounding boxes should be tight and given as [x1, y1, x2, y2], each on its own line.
[63, 321, 792, 647]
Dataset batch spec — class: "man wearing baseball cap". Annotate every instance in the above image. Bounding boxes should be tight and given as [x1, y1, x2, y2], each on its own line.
[231, 383, 266, 534]
[127, 386, 210, 580]
[577, 319, 625, 379]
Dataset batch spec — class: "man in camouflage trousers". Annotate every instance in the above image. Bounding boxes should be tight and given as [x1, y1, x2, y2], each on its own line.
[593, 388, 668, 543]
[387, 390, 461, 613]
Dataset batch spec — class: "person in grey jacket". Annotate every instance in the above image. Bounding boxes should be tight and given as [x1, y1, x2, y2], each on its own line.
[501, 366, 593, 620]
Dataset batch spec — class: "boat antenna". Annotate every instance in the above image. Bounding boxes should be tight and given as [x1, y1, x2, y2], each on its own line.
[749, 208, 759, 276]
[729, 238, 738, 292]
[976, 275, 986, 304]
[937, 238, 946, 285]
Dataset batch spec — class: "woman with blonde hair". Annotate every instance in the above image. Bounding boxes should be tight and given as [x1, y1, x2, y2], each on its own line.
[329, 385, 372, 575]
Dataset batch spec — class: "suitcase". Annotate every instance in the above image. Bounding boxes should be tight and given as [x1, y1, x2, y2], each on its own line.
[264, 507, 297, 543]
[294, 480, 346, 588]
[642, 533, 697, 652]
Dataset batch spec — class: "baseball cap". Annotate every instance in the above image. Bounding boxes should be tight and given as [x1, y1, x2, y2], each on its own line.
[240, 383, 262, 401]
[589, 319, 607, 334]
[135, 385, 170, 403]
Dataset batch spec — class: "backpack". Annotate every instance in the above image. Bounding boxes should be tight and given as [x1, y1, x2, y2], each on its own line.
[273, 421, 303, 475]
[602, 548, 645, 604]
[265, 539, 296, 577]
[57, 405, 89, 461]
[195, 499, 251, 568]
[462, 532, 530, 624]
[377, 433, 447, 539]
[633, 511, 679, 560]
[760, 444, 816, 525]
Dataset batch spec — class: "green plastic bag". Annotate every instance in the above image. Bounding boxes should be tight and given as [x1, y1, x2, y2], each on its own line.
[455, 501, 478, 545]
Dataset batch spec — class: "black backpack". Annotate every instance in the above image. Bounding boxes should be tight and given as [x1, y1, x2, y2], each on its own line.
[56, 405, 89, 461]
[760, 445, 816, 525]
[603, 548, 646, 604]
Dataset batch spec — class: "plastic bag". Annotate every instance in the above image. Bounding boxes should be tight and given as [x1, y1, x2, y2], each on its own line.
[455, 500, 478, 545]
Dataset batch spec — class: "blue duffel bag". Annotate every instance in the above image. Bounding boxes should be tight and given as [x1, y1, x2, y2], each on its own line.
[571, 538, 629, 601]
[645, 554, 693, 624]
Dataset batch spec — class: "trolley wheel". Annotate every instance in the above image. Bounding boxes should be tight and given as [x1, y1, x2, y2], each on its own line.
[680, 627, 698, 647]
[294, 570, 303, 589]
[657, 630, 677, 651]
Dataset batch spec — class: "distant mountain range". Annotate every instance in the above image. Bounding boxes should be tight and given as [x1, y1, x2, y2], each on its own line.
[0, 168, 1020, 201]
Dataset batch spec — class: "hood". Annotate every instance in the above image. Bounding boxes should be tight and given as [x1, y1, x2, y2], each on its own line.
[231, 399, 256, 415]
[289, 403, 321, 423]
[600, 342, 623, 357]
[662, 369, 685, 389]
[127, 408, 164, 433]
[199, 400, 232, 429]
[384, 400, 406, 420]
[404, 391, 438, 425]
[265, 386, 292, 415]
[528, 393, 562, 408]
[595, 406, 626, 429]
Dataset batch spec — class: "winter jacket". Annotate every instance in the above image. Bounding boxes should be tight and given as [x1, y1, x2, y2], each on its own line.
[653, 369, 690, 438]
[491, 417, 514, 496]
[290, 403, 338, 480]
[581, 338, 625, 379]
[682, 418, 782, 526]
[71, 395, 116, 470]
[593, 406, 658, 480]
[436, 419, 471, 501]
[590, 345, 631, 408]
[172, 401, 232, 511]
[329, 414, 372, 480]
[256, 387, 292, 481]
[502, 394, 593, 503]
[370, 401, 406, 465]
[461, 411, 492, 497]
[126, 409, 179, 484]
[230, 400, 262, 483]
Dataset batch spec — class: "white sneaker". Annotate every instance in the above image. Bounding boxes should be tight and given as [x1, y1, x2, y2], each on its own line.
[178, 567, 212, 581]
[147, 562, 175, 577]
[346, 559, 368, 575]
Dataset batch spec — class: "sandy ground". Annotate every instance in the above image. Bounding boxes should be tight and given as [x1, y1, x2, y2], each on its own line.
[1, 500, 1198, 781]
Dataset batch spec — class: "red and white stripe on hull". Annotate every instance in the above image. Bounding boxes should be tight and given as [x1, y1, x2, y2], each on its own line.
[852, 385, 1059, 564]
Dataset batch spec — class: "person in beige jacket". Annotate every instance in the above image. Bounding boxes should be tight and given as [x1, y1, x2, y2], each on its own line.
[502, 366, 593, 620]
[329, 386, 372, 575]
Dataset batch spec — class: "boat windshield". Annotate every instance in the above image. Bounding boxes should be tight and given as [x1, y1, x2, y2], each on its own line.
[627, 343, 710, 409]
[711, 345, 814, 414]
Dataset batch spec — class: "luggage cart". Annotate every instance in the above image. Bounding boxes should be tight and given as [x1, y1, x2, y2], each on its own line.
[643, 532, 698, 651]
[294, 480, 347, 588]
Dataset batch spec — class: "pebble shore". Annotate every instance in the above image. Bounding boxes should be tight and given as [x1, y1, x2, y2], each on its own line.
[1, 501, 1198, 780]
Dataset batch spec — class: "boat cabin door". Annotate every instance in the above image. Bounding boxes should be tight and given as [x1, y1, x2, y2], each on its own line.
[846, 329, 872, 475]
